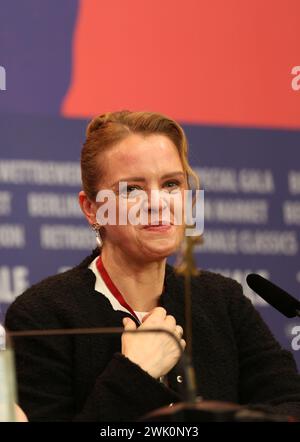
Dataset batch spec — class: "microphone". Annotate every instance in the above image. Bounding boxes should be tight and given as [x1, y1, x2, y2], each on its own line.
[246, 273, 300, 318]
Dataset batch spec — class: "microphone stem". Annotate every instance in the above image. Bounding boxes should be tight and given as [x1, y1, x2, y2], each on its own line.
[184, 266, 193, 358]
[8, 326, 197, 404]
[183, 236, 198, 404]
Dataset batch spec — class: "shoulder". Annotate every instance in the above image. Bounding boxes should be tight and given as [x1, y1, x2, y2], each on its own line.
[165, 264, 249, 322]
[192, 270, 268, 336]
[5, 249, 99, 328]
[192, 270, 251, 322]
[168, 264, 244, 303]
[192, 269, 242, 295]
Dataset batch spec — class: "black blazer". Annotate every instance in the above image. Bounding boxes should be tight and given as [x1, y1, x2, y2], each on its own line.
[5, 248, 300, 421]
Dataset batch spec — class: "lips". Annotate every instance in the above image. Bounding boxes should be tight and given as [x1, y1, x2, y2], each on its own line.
[143, 221, 172, 228]
[144, 216, 172, 224]
[145, 223, 171, 227]
[143, 224, 173, 232]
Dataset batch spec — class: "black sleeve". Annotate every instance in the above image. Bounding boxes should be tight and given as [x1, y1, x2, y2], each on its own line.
[75, 353, 181, 422]
[227, 279, 300, 420]
[5, 300, 181, 422]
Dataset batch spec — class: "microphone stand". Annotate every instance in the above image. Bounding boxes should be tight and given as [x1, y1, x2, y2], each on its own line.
[174, 234, 203, 402]
[8, 326, 195, 404]
[138, 234, 206, 421]
[142, 235, 294, 422]
[8, 240, 294, 421]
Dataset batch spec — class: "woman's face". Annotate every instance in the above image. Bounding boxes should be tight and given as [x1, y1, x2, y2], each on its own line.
[97, 133, 187, 262]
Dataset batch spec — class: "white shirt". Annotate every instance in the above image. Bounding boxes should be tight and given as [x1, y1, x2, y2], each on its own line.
[89, 257, 148, 324]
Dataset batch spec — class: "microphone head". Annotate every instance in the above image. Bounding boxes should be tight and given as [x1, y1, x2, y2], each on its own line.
[246, 273, 300, 318]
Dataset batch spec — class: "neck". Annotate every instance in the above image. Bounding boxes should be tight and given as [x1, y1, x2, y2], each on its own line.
[100, 246, 166, 312]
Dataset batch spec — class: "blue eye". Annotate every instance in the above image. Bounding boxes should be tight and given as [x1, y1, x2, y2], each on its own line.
[119, 184, 143, 197]
[163, 180, 181, 190]
[127, 185, 141, 192]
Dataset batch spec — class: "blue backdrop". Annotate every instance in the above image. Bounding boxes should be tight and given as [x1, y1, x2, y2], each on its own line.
[0, 0, 299, 371]
[0, 113, 299, 367]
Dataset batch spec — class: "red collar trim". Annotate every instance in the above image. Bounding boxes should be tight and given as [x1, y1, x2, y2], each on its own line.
[96, 256, 139, 321]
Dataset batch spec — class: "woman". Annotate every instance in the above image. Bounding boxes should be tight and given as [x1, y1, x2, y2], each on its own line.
[5, 111, 300, 421]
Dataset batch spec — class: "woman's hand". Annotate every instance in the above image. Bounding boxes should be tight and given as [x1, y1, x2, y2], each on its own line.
[121, 307, 186, 379]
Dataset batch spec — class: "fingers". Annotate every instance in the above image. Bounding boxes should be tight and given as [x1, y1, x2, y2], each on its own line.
[122, 309, 186, 378]
[164, 315, 176, 329]
[147, 307, 167, 321]
[135, 308, 185, 351]
[143, 308, 173, 328]
[175, 325, 183, 336]
[123, 317, 137, 330]
[141, 307, 167, 324]
[172, 326, 184, 350]
[141, 312, 151, 323]
[142, 309, 184, 337]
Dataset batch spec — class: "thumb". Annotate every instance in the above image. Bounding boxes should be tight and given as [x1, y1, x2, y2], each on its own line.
[141, 312, 151, 323]
[123, 317, 137, 330]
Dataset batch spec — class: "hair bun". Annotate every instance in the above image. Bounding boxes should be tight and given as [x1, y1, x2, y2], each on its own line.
[86, 110, 132, 137]
[86, 113, 110, 137]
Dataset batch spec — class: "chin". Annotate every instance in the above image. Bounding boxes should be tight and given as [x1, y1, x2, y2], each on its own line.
[140, 239, 181, 261]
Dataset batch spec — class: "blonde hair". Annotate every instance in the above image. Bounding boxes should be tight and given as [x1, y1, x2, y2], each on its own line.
[81, 110, 199, 200]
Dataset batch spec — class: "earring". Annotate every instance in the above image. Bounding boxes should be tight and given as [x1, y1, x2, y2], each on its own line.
[92, 223, 103, 248]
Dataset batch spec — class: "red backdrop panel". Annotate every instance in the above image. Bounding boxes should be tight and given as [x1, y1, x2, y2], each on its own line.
[62, 0, 300, 129]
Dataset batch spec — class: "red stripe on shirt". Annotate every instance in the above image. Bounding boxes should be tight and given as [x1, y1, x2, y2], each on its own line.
[96, 256, 139, 322]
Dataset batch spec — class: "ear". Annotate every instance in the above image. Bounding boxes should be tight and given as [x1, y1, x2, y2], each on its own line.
[78, 191, 98, 226]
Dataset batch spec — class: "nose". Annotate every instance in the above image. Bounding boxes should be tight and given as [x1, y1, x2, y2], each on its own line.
[139, 190, 170, 225]
[147, 189, 169, 213]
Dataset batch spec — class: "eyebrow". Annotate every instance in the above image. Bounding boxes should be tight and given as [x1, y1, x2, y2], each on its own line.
[111, 171, 186, 187]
